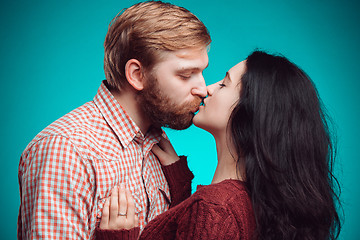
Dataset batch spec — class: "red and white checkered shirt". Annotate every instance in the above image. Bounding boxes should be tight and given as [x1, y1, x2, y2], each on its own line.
[18, 81, 171, 239]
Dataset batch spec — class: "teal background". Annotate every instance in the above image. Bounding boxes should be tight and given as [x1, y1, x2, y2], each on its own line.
[1, 0, 359, 239]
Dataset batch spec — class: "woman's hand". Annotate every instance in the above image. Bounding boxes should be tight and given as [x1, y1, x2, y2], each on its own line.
[152, 137, 180, 166]
[99, 184, 139, 230]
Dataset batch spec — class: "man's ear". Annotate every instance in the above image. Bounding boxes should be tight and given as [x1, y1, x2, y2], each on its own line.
[125, 59, 145, 91]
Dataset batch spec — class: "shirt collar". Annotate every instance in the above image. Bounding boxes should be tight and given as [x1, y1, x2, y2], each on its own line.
[93, 81, 163, 148]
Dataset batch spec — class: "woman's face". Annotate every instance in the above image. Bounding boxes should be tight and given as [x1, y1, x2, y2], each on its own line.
[193, 60, 246, 134]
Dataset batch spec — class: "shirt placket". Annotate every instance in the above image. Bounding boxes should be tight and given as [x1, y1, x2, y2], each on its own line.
[136, 132, 161, 225]
[133, 132, 151, 226]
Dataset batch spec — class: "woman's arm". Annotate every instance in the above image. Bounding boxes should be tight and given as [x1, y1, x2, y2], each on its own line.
[97, 183, 243, 240]
[152, 137, 194, 208]
[138, 196, 242, 240]
[161, 156, 194, 207]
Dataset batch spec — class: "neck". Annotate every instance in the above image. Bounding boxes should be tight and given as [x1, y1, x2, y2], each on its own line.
[110, 86, 152, 134]
[211, 131, 244, 184]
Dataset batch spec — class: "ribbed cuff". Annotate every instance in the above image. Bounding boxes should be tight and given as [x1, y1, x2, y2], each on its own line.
[161, 156, 194, 207]
[161, 156, 194, 183]
[95, 227, 140, 240]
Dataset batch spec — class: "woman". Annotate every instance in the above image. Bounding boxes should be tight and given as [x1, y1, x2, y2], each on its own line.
[96, 50, 341, 239]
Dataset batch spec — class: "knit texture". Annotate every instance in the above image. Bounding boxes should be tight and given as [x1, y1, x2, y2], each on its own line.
[96, 158, 256, 240]
[95, 227, 140, 240]
[139, 179, 256, 240]
[161, 156, 194, 207]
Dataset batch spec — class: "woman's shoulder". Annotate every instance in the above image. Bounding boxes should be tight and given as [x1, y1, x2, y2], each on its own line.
[162, 179, 253, 220]
[193, 179, 251, 206]
[191, 180, 256, 235]
[189, 180, 255, 230]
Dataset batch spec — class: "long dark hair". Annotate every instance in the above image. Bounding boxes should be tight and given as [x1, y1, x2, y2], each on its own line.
[229, 51, 341, 239]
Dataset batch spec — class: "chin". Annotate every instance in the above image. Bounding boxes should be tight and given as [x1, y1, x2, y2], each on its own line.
[192, 115, 205, 130]
[193, 117, 221, 136]
[192, 114, 200, 126]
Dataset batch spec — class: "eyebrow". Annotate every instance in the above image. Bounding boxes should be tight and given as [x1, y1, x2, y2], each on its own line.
[176, 68, 200, 73]
[176, 63, 209, 73]
[225, 72, 233, 82]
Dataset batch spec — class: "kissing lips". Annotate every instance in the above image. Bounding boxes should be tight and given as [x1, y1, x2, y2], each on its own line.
[192, 106, 200, 113]
[189, 97, 203, 113]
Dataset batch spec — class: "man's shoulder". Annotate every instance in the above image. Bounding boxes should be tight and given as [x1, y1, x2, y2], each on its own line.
[38, 101, 98, 136]
[24, 101, 105, 153]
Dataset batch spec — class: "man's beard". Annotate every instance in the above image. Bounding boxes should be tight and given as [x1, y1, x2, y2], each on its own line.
[136, 75, 202, 130]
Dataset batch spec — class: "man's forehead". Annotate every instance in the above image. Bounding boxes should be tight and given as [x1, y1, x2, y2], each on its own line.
[175, 48, 208, 59]
[154, 48, 209, 71]
[158, 47, 207, 59]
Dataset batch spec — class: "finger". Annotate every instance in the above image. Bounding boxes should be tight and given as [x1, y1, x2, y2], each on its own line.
[99, 197, 110, 229]
[109, 187, 119, 221]
[151, 144, 164, 159]
[157, 138, 168, 150]
[158, 138, 176, 155]
[118, 183, 127, 217]
[126, 188, 136, 227]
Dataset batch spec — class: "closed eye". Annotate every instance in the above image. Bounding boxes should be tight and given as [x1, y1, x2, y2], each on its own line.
[219, 83, 226, 88]
[179, 75, 191, 80]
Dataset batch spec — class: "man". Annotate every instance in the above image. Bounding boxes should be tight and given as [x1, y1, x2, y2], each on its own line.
[18, 1, 211, 239]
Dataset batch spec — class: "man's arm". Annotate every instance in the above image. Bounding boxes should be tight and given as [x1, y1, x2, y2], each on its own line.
[18, 135, 95, 239]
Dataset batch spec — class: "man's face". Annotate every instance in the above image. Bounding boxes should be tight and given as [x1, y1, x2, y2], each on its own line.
[137, 48, 209, 130]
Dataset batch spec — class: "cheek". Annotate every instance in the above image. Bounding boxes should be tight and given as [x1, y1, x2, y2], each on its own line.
[211, 98, 233, 117]
[157, 77, 191, 102]
[194, 100, 232, 131]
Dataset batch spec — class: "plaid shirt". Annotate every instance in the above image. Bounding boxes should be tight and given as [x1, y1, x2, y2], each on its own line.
[18, 81, 171, 239]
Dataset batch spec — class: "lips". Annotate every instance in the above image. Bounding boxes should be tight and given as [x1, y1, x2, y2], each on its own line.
[202, 98, 207, 107]
[188, 97, 203, 113]
[192, 106, 200, 113]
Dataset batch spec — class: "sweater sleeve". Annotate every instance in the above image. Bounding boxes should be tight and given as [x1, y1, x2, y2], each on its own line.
[138, 198, 242, 240]
[161, 155, 194, 208]
[95, 227, 140, 240]
[175, 201, 242, 239]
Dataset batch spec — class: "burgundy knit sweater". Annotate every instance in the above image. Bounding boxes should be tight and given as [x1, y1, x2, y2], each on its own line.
[96, 157, 256, 240]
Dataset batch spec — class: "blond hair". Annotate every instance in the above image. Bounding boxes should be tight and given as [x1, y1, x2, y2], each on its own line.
[104, 1, 211, 91]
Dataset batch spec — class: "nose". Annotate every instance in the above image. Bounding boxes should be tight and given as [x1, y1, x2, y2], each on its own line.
[191, 75, 207, 98]
[206, 83, 216, 96]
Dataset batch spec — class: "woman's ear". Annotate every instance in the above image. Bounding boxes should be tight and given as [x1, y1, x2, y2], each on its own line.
[125, 59, 145, 91]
